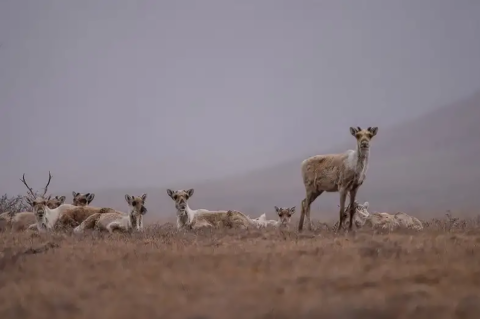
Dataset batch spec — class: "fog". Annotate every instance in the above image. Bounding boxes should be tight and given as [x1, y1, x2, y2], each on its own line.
[1, 1, 480, 214]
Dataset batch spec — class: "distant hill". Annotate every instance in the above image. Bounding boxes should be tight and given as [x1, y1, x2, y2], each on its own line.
[79, 90, 480, 221]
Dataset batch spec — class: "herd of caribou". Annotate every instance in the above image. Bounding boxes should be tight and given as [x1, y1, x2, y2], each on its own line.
[0, 126, 425, 234]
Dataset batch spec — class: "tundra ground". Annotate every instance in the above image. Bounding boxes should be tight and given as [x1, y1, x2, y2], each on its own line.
[0, 217, 479, 319]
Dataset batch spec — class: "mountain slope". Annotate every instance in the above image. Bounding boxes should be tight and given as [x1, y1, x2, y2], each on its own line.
[86, 90, 480, 220]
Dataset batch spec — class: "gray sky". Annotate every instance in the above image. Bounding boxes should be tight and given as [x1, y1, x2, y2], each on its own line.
[1, 0, 480, 195]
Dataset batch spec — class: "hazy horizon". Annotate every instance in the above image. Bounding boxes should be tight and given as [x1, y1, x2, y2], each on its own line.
[1, 0, 480, 197]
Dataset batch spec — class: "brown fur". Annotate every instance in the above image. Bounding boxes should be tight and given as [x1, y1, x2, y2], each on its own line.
[191, 210, 251, 230]
[54, 206, 123, 230]
[333, 201, 370, 231]
[298, 126, 378, 232]
[100, 212, 129, 233]
[74, 209, 123, 233]
[393, 212, 424, 230]
[19, 171, 62, 231]
[23, 195, 65, 214]
[74, 194, 147, 233]
[47, 196, 67, 209]
[4, 196, 66, 232]
[72, 192, 95, 206]
[274, 206, 295, 228]
[166, 189, 252, 230]
[124, 194, 148, 230]
[363, 212, 400, 231]
[9, 212, 37, 231]
[78, 212, 104, 230]
[0, 212, 10, 222]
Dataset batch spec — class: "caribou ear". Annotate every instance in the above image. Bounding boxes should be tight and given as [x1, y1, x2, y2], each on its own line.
[58, 196, 66, 204]
[86, 193, 95, 204]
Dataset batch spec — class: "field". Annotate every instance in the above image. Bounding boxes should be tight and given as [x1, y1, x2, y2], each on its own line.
[1, 217, 480, 319]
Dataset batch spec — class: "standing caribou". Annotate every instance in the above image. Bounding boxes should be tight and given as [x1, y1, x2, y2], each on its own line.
[298, 126, 379, 232]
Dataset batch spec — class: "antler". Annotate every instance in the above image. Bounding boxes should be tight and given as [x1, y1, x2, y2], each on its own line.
[41, 171, 52, 198]
[19, 171, 53, 199]
[20, 173, 36, 198]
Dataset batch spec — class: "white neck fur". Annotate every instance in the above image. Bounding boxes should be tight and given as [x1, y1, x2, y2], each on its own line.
[130, 209, 144, 230]
[176, 203, 196, 228]
[346, 144, 370, 176]
[37, 204, 75, 230]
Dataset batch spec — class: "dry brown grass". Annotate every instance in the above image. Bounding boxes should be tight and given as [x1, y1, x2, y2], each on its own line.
[1, 216, 480, 319]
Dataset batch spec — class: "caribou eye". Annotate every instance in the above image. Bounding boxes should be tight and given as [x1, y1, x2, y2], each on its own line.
[173, 195, 178, 200]
[132, 200, 137, 206]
